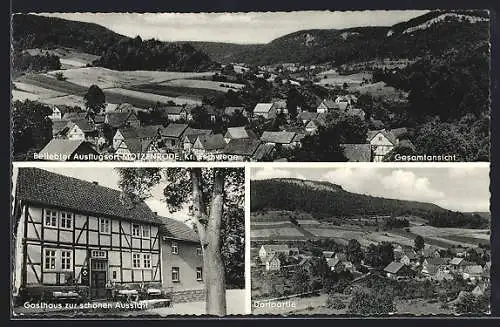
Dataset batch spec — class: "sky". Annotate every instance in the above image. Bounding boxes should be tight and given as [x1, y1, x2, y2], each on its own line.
[251, 166, 490, 212]
[38, 11, 429, 44]
[12, 167, 192, 225]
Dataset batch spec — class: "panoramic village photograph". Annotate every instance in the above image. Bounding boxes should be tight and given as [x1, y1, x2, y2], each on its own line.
[10, 166, 245, 317]
[11, 10, 490, 162]
[250, 166, 491, 315]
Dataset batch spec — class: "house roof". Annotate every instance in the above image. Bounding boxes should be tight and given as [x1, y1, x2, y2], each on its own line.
[464, 265, 483, 275]
[157, 215, 199, 242]
[326, 257, 341, 268]
[261, 131, 296, 144]
[106, 112, 136, 128]
[367, 129, 397, 145]
[62, 112, 87, 120]
[426, 258, 450, 266]
[341, 144, 372, 162]
[224, 106, 245, 116]
[252, 143, 274, 161]
[38, 139, 97, 160]
[254, 103, 274, 113]
[322, 251, 335, 258]
[224, 127, 257, 140]
[161, 123, 188, 138]
[384, 261, 405, 274]
[116, 103, 139, 113]
[16, 168, 161, 224]
[159, 106, 185, 116]
[450, 257, 465, 265]
[298, 111, 319, 122]
[264, 253, 279, 264]
[194, 134, 226, 151]
[118, 125, 164, 140]
[292, 133, 305, 144]
[319, 99, 337, 109]
[69, 119, 94, 133]
[224, 138, 262, 156]
[346, 108, 365, 118]
[184, 127, 212, 137]
[93, 114, 106, 124]
[120, 138, 153, 154]
[262, 244, 289, 252]
[52, 119, 71, 135]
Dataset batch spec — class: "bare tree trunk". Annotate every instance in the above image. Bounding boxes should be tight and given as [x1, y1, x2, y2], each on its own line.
[190, 168, 227, 316]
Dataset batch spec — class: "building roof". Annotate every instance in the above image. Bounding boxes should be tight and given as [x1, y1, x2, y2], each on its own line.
[261, 131, 297, 144]
[264, 253, 280, 264]
[463, 265, 484, 275]
[38, 139, 97, 160]
[120, 138, 153, 154]
[298, 111, 319, 122]
[384, 261, 405, 274]
[68, 119, 94, 133]
[346, 108, 365, 119]
[254, 103, 274, 113]
[116, 103, 139, 113]
[52, 119, 71, 136]
[319, 99, 337, 109]
[224, 106, 245, 116]
[157, 215, 199, 242]
[262, 244, 289, 252]
[450, 257, 465, 265]
[252, 143, 275, 161]
[16, 168, 161, 224]
[62, 112, 87, 121]
[224, 138, 262, 156]
[326, 257, 341, 268]
[425, 258, 450, 266]
[159, 106, 185, 116]
[118, 125, 164, 140]
[224, 127, 257, 140]
[194, 134, 226, 151]
[341, 144, 372, 162]
[161, 123, 188, 138]
[106, 112, 136, 128]
[184, 127, 213, 137]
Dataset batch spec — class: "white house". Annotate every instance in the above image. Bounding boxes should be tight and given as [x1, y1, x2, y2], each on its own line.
[258, 244, 289, 261]
[253, 103, 277, 119]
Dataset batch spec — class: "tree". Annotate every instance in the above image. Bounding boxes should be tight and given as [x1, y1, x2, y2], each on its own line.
[414, 235, 425, 252]
[291, 267, 311, 294]
[346, 239, 364, 266]
[12, 100, 53, 159]
[455, 292, 490, 314]
[116, 168, 244, 315]
[292, 125, 348, 162]
[189, 106, 213, 129]
[364, 242, 394, 269]
[347, 287, 394, 315]
[84, 84, 106, 117]
[286, 87, 302, 120]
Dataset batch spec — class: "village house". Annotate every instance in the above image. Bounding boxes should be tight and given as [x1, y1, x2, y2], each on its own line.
[367, 128, 411, 162]
[345, 108, 366, 120]
[253, 103, 278, 119]
[462, 265, 484, 282]
[422, 258, 451, 276]
[159, 106, 188, 122]
[105, 111, 141, 130]
[54, 119, 98, 144]
[260, 131, 300, 148]
[384, 261, 415, 279]
[191, 134, 226, 160]
[38, 139, 98, 161]
[335, 95, 358, 106]
[450, 246, 468, 258]
[224, 126, 257, 143]
[48, 106, 62, 120]
[264, 253, 281, 271]
[112, 125, 164, 152]
[450, 257, 468, 272]
[13, 168, 163, 301]
[157, 215, 205, 302]
[298, 111, 319, 124]
[400, 252, 418, 266]
[422, 246, 441, 259]
[258, 245, 290, 262]
[223, 139, 274, 161]
[322, 251, 335, 258]
[224, 106, 247, 118]
[159, 123, 189, 151]
[182, 128, 213, 151]
[317, 99, 348, 113]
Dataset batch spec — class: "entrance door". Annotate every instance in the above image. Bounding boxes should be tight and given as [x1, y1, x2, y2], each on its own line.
[90, 259, 108, 299]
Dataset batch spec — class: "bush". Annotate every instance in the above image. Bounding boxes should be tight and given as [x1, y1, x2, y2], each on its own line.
[348, 287, 395, 315]
[327, 293, 346, 310]
[55, 72, 66, 81]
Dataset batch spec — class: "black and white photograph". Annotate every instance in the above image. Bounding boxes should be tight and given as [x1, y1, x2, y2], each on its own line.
[11, 10, 491, 162]
[250, 166, 491, 315]
[11, 166, 245, 317]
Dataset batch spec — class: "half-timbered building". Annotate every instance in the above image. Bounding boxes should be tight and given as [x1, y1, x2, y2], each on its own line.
[13, 168, 162, 300]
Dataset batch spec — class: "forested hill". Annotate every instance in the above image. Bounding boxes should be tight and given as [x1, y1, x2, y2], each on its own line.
[12, 14, 215, 72]
[251, 178, 488, 228]
[187, 10, 489, 65]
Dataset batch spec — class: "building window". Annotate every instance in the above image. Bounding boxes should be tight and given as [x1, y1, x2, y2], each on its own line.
[61, 251, 72, 270]
[100, 219, 110, 234]
[171, 242, 178, 255]
[91, 250, 106, 258]
[44, 249, 56, 270]
[172, 267, 180, 282]
[142, 226, 150, 238]
[91, 260, 107, 271]
[44, 210, 58, 228]
[196, 267, 203, 281]
[132, 224, 141, 237]
[60, 212, 73, 230]
[196, 248, 203, 256]
[112, 271, 117, 279]
[378, 136, 382, 141]
[132, 253, 141, 268]
[143, 254, 151, 269]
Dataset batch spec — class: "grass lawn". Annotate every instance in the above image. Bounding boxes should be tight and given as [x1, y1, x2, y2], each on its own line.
[128, 83, 224, 101]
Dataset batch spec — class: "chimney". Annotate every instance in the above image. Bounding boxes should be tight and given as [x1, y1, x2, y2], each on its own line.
[92, 181, 99, 185]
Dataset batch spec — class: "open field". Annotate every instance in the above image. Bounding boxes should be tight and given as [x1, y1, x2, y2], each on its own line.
[160, 79, 244, 92]
[23, 48, 100, 69]
[12, 82, 66, 99]
[315, 71, 371, 87]
[127, 84, 222, 101]
[395, 298, 453, 315]
[251, 211, 315, 222]
[105, 87, 201, 106]
[46, 67, 215, 89]
[15, 74, 88, 95]
[350, 81, 407, 100]
[38, 94, 86, 107]
[251, 226, 308, 239]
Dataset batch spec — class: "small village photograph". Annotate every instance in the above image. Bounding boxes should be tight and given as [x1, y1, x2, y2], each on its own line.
[11, 166, 245, 317]
[250, 166, 491, 315]
[11, 10, 490, 162]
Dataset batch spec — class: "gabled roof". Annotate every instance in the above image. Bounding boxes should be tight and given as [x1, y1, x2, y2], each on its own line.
[261, 131, 296, 144]
[425, 258, 450, 266]
[38, 139, 97, 160]
[463, 265, 483, 275]
[193, 134, 226, 151]
[264, 253, 280, 264]
[254, 103, 274, 113]
[322, 251, 335, 258]
[69, 118, 94, 133]
[450, 257, 465, 265]
[319, 99, 337, 109]
[224, 127, 257, 140]
[367, 129, 397, 145]
[118, 125, 164, 140]
[224, 106, 245, 116]
[346, 108, 365, 118]
[106, 111, 137, 128]
[184, 127, 212, 137]
[16, 168, 161, 224]
[252, 143, 275, 161]
[52, 119, 71, 135]
[326, 257, 341, 268]
[62, 112, 87, 121]
[157, 215, 199, 242]
[161, 123, 188, 138]
[224, 138, 262, 156]
[159, 106, 185, 116]
[384, 261, 405, 274]
[120, 138, 153, 154]
[298, 111, 319, 122]
[341, 144, 371, 162]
